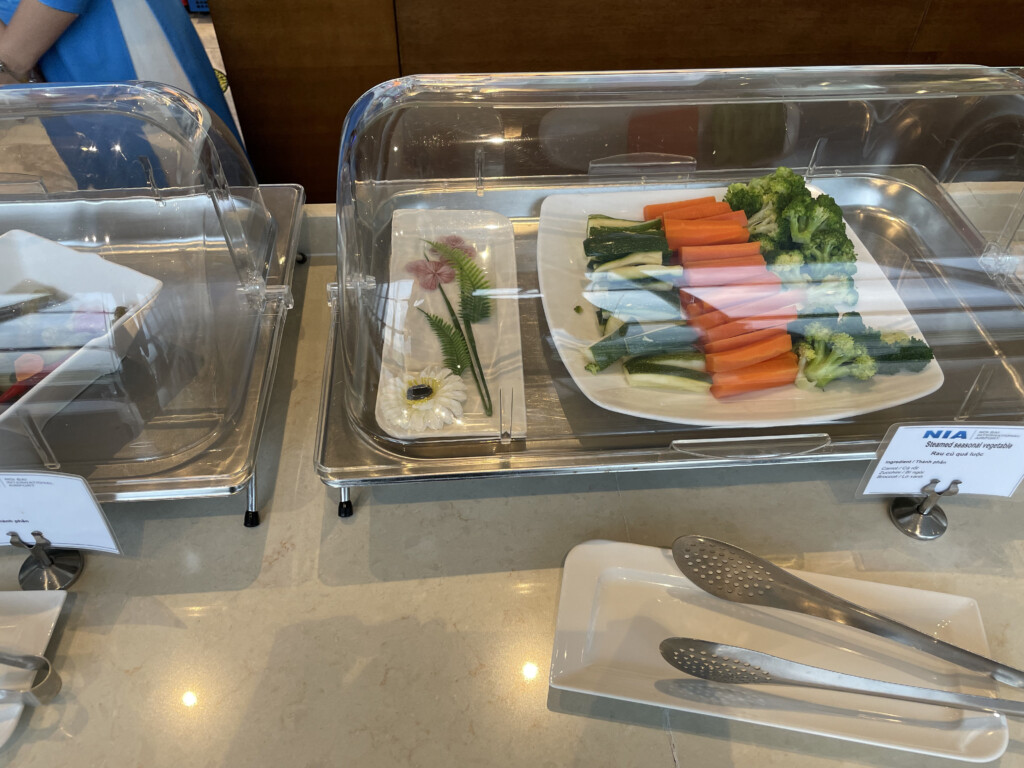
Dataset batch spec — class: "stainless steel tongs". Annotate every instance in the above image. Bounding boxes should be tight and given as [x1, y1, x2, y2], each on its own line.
[0, 650, 61, 706]
[671, 535, 1024, 688]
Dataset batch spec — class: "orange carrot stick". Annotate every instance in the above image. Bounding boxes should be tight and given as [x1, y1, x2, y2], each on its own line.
[665, 220, 750, 248]
[702, 327, 789, 354]
[661, 201, 732, 220]
[699, 209, 748, 225]
[643, 196, 716, 220]
[710, 352, 799, 399]
[705, 333, 795, 374]
[678, 241, 763, 264]
[702, 306, 799, 344]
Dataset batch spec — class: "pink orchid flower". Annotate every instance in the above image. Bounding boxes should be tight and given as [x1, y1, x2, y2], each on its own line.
[405, 257, 456, 291]
[429, 234, 478, 260]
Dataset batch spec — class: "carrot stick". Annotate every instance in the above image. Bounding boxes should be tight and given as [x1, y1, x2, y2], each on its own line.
[702, 327, 789, 354]
[702, 306, 799, 344]
[679, 242, 762, 264]
[643, 196, 716, 220]
[705, 332, 794, 374]
[689, 288, 800, 332]
[718, 288, 807, 322]
[665, 220, 750, 248]
[682, 254, 768, 288]
[685, 280, 782, 312]
[710, 352, 799, 399]
[661, 201, 732, 220]
[699, 209, 748, 225]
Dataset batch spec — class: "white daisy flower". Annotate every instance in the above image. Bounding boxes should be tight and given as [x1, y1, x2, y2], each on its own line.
[379, 365, 469, 432]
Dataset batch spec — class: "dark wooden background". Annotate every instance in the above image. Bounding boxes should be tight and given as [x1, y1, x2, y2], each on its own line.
[211, 0, 1024, 202]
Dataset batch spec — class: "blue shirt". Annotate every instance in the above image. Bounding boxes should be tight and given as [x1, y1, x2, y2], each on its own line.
[0, 0, 238, 139]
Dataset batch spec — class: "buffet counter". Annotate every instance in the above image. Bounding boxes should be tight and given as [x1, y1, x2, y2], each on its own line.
[1, 204, 1022, 767]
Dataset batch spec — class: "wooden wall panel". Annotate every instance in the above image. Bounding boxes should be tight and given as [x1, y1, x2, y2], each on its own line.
[210, 0, 400, 202]
[394, 0, 930, 73]
[909, 0, 1024, 65]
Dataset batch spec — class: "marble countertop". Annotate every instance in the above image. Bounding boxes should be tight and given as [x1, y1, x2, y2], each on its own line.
[3, 205, 1024, 767]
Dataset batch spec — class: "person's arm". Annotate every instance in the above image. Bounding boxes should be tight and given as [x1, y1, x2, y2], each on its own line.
[0, 0, 77, 83]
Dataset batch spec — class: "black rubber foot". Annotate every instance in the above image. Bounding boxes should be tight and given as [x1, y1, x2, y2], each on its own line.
[296, 252, 309, 264]
[244, 509, 261, 527]
[338, 500, 354, 518]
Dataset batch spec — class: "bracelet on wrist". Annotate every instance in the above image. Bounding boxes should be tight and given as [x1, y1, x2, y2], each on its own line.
[0, 58, 40, 83]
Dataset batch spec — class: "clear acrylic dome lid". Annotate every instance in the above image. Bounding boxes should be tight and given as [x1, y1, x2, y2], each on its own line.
[320, 66, 1024, 485]
[0, 82, 295, 494]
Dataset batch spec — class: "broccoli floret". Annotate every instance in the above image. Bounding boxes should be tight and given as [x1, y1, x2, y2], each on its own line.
[724, 183, 764, 218]
[725, 168, 812, 253]
[857, 328, 935, 374]
[803, 274, 859, 313]
[784, 194, 844, 245]
[767, 250, 808, 286]
[794, 323, 878, 390]
[801, 229, 857, 280]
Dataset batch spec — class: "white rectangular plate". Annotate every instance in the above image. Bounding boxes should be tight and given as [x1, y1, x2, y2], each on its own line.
[375, 209, 526, 440]
[536, 188, 944, 426]
[0, 230, 162, 430]
[0, 590, 67, 748]
[550, 540, 1007, 763]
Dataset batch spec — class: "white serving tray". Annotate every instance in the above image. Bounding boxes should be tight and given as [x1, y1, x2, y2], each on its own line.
[0, 590, 67, 748]
[550, 540, 1007, 762]
[536, 188, 944, 426]
[0, 230, 162, 433]
[375, 209, 526, 440]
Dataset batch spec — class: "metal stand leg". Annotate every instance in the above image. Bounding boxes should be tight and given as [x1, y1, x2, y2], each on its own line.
[889, 479, 961, 540]
[8, 531, 84, 590]
[244, 472, 260, 528]
[338, 486, 353, 518]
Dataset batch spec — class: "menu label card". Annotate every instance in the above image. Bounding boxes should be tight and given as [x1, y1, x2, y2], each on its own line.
[0, 472, 120, 553]
[861, 424, 1024, 498]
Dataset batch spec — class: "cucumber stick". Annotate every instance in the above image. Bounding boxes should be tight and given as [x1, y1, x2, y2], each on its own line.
[623, 358, 712, 392]
[584, 323, 699, 373]
[587, 215, 663, 236]
[592, 251, 666, 272]
[583, 231, 670, 263]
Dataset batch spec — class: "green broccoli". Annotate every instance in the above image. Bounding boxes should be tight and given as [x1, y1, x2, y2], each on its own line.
[803, 275, 859, 313]
[794, 321, 878, 390]
[856, 329, 935, 374]
[724, 167, 811, 253]
[784, 194, 844, 245]
[801, 229, 858, 280]
[767, 250, 808, 286]
[723, 183, 764, 218]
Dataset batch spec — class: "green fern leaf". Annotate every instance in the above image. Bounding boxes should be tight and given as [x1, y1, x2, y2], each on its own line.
[425, 240, 493, 324]
[417, 309, 472, 376]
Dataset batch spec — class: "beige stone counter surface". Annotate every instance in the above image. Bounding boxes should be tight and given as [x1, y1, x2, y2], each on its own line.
[3, 206, 1024, 767]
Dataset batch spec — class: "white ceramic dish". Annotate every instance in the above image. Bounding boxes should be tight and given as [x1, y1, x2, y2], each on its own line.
[550, 540, 1008, 763]
[375, 209, 526, 440]
[536, 188, 944, 426]
[0, 230, 163, 431]
[0, 590, 67, 749]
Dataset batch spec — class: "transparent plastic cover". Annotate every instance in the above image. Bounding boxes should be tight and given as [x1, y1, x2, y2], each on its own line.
[320, 66, 1024, 483]
[0, 83, 290, 495]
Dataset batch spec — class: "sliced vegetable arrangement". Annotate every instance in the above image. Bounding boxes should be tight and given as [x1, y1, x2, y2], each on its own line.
[578, 168, 934, 401]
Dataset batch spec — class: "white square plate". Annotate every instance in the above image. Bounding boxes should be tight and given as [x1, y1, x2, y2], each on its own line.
[550, 540, 1007, 762]
[0, 590, 67, 748]
[536, 188, 944, 426]
[0, 230, 162, 431]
